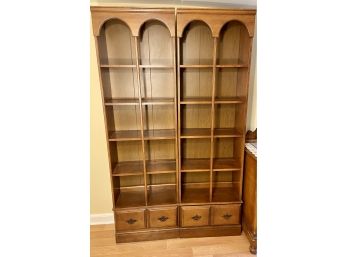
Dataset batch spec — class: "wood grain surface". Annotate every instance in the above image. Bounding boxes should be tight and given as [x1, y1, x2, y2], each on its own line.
[91, 224, 254, 257]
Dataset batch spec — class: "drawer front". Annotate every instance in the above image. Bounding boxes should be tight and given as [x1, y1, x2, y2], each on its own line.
[148, 207, 177, 228]
[181, 206, 210, 227]
[115, 209, 146, 231]
[211, 204, 240, 225]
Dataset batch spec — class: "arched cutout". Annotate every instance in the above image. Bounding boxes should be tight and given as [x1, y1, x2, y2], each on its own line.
[215, 20, 251, 101]
[98, 18, 135, 65]
[138, 20, 176, 137]
[217, 20, 251, 65]
[181, 20, 214, 65]
[139, 19, 173, 66]
[98, 18, 139, 100]
[137, 18, 173, 38]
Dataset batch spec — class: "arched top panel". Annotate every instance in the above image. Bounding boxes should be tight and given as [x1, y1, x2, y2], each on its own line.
[139, 19, 173, 66]
[180, 20, 214, 65]
[177, 8, 256, 38]
[217, 20, 252, 65]
[218, 19, 251, 37]
[99, 17, 132, 35]
[91, 7, 175, 37]
[136, 18, 173, 38]
[97, 18, 135, 66]
[180, 19, 213, 38]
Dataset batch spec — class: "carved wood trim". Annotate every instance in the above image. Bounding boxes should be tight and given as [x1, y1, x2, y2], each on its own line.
[91, 7, 176, 37]
[245, 129, 257, 142]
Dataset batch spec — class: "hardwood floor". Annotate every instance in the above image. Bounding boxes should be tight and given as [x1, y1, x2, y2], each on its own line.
[91, 224, 254, 257]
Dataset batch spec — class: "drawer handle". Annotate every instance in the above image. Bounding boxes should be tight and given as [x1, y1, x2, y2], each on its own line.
[223, 213, 232, 220]
[126, 218, 137, 224]
[192, 214, 202, 221]
[158, 216, 169, 222]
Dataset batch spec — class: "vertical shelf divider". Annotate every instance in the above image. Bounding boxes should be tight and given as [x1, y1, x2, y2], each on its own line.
[209, 37, 218, 202]
[172, 36, 180, 204]
[134, 36, 148, 205]
[177, 36, 182, 203]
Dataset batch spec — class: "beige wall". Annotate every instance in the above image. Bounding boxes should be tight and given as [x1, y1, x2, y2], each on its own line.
[90, 23, 113, 214]
[90, 22, 257, 215]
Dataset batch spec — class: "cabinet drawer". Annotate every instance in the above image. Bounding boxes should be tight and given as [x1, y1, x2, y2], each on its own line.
[211, 204, 240, 225]
[181, 206, 210, 227]
[115, 209, 146, 231]
[148, 207, 177, 228]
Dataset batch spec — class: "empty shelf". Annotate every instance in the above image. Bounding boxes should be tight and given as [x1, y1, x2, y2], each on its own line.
[216, 59, 248, 68]
[100, 64, 136, 68]
[214, 128, 243, 138]
[212, 186, 240, 203]
[115, 188, 146, 208]
[113, 161, 144, 176]
[143, 129, 176, 140]
[181, 187, 210, 203]
[146, 159, 176, 174]
[140, 65, 174, 69]
[147, 185, 177, 205]
[181, 159, 210, 172]
[180, 64, 213, 68]
[214, 97, 245, 104]
[104, 98, 139, 106]
[180, 97, 212, 104]
[142, 98, 175, 105]
[181, 128, 211, 138]
[213, 158, 241, 171]
[109, 130, 142, 141]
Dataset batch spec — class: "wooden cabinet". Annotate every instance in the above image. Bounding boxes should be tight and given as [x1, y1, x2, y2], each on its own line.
[91, 6, 256, 243]
[242, 129, 257, 254]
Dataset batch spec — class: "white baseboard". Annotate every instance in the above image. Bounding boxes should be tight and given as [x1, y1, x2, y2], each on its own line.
[90, 213, 114, 225]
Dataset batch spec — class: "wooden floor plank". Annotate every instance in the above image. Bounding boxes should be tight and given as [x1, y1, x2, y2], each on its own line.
[90, 224, 253, 257]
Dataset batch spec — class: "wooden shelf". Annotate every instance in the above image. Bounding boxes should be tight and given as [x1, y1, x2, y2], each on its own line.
[140, 65, 174, 69]
[214, 128, 243, 138]
[143, 129, 176, 140]
[146, 159, 176, 174]
[147, 185, 177, 205]
[105, 98, 175, 106]
[180, 97, 245, 104]
[212, 186, 240, 203]
[181, 158, 210, 172]
[180, 98, 212, 104]
[213, 158, 241, 171]
[214, 97, 245, 104]
[216, 59, 247, 68]
[109, 129, 175, 141]
[115, 187, 146, 208]
[181, 187, 210, 203]
[142, 98, 175, 105]
[180, 64, 213, 68]
[100, 64, 136, 68]
[109, 130, 142, 141]
[216, 64, 248, 68]
[105, 98, 139, 106]
[181, 128, 211, 138]
[113, 161, 144, 176]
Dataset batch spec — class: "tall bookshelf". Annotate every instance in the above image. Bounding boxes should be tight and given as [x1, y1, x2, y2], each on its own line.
[91, 6, 255, 243]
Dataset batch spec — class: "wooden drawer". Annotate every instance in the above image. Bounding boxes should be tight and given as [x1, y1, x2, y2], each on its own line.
[181, 206, 210, 227]
[115, 209, 146, 231]
[148, 207, 177, 228]
[211, 204, 240, 225]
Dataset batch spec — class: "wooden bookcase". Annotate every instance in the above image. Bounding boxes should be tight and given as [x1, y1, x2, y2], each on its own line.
[91, 6, 256, 243]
